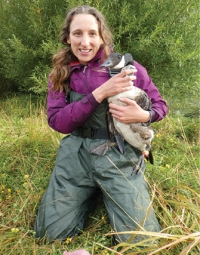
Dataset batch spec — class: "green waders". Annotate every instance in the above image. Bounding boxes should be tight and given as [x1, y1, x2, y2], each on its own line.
[34, 91, 161, 243]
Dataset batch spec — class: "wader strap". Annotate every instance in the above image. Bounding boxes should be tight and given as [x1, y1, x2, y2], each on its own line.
[71, 127, 110, 139]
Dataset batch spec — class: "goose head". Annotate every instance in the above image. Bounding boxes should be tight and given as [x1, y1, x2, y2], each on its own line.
[101, 53, 133, 69]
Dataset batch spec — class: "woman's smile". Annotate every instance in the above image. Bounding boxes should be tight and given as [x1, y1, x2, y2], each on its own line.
[80, 49, 91, 52]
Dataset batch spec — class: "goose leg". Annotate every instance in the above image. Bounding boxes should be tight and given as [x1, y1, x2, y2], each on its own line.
[114, 133, 125, 154]
[131, 154, 145, 175]
[107, 111, 125, 154]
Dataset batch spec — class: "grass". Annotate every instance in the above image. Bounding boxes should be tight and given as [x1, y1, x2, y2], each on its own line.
[0, 93, 199, 255]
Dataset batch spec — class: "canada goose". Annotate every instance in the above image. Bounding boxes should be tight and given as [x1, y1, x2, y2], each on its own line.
[90, 53, 154, 173]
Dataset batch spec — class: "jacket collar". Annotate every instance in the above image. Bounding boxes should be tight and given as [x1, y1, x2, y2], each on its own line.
[69, 47, 106, 71]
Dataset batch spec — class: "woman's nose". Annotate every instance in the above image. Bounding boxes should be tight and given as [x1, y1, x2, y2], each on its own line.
[81, 35, 90, 46]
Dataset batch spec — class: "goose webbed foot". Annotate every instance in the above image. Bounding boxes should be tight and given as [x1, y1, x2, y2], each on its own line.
[148, 150, 154, 165]
[89, 142, 116, 156]
[131, 154, 145, 175]
[131, 150, 154, 175]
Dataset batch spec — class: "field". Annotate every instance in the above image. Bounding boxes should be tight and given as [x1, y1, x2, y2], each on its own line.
[0, 93, 199, 255]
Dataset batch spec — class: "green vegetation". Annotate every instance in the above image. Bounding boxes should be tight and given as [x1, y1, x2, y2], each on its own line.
[0, 0, 199, 94]
[0, 0, 199, 254]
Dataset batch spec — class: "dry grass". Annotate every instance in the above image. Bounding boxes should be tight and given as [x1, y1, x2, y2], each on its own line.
[0, 94, 199, 255]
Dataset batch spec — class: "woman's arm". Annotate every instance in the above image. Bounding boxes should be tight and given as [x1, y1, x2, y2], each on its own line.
[47, 69, 134, 134]
[134, 61, 168, 122]
[47, 78, 99, 134]
[108, 61, 168, 124]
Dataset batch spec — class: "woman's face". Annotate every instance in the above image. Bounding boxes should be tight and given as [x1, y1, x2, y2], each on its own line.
[67, 14, 103, 65]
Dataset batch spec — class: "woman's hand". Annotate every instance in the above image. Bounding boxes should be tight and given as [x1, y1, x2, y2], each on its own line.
[92, 69, 136, 103]
[109, 97, 150, 123]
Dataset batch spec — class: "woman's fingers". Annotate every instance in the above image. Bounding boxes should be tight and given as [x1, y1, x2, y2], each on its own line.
[111, 73, 134, 90]
[120, 68, 137, 77]
[92, 69, 136, 102]
[116, 69, 136, 82]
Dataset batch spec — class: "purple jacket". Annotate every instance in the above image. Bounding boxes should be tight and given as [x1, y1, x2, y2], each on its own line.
[47, 49, 168, 134]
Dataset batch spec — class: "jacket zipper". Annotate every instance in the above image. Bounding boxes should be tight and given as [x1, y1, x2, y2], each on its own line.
[82, 65, 91, 93]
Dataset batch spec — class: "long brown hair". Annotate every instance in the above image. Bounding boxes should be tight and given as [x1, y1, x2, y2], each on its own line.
[50, 5, 113, 92]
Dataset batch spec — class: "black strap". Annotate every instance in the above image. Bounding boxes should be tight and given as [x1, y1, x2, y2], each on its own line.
[71, 126, 110, 139]
[109, 68, 121, 77]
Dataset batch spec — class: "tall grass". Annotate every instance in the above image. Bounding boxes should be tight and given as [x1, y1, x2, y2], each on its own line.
[0, 94, 199, 255]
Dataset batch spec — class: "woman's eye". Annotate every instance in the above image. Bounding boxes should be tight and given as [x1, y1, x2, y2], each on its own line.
[74, 32, 81, 36]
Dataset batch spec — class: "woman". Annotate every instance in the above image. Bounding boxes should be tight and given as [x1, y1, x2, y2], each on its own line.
[34, 5, 168, 244]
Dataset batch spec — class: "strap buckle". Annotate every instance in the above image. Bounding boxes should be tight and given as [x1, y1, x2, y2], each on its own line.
[82, 127, 97, 138]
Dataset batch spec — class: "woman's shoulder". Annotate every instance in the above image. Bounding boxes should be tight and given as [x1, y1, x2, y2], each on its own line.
[133, 60, 148, 75]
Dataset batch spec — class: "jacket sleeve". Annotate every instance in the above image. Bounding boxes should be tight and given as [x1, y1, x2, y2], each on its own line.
[47, 78, 99, 134]
[134, 61, 168, 122]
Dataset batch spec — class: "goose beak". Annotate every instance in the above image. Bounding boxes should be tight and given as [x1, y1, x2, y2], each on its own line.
[100, 57, 113, 68]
